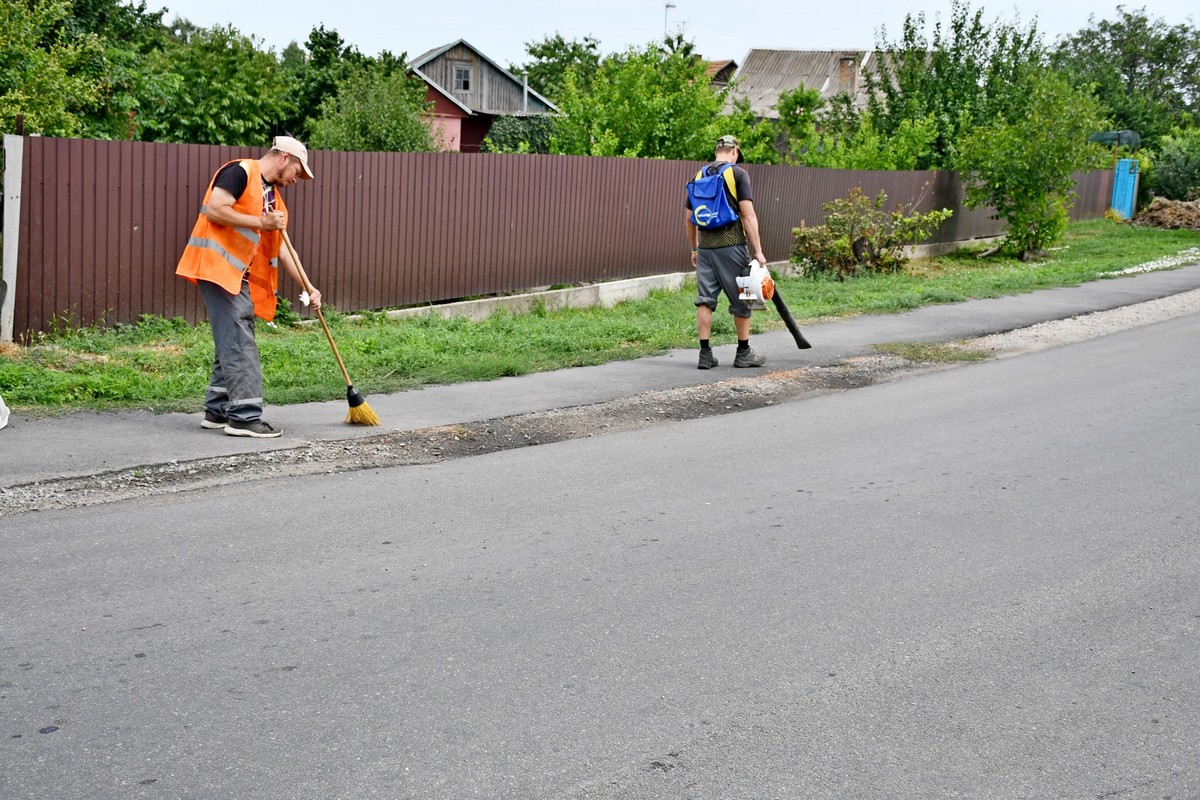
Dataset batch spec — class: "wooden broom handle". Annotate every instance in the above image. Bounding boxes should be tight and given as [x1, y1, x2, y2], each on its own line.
[280, 230, 353, 387]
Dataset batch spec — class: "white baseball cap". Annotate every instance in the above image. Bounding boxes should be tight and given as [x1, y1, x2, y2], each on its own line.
[272, 135, 314, 179]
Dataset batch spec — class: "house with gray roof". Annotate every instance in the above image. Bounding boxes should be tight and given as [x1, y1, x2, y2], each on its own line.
[727, 49, 876, 119]
[409, 39, 558, 152]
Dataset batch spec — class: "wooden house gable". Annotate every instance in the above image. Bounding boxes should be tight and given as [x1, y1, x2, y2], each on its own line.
[410, 40, 557, 117]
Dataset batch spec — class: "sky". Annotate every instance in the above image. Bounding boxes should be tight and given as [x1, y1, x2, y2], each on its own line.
[155, 0, 1197, 69]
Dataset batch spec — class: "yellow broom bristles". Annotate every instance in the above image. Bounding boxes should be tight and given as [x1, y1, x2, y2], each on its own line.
[345, 401, 381, 426]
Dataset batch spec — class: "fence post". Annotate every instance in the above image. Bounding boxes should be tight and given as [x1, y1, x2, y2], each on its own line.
[1, 134, 24, 343]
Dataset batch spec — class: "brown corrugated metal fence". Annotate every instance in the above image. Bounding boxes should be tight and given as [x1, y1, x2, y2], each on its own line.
[3, 136, 1115, 340]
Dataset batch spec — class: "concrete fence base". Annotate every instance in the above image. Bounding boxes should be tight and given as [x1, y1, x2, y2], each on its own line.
[340, 235, 1007, 325]
[381, 272, 694, 323]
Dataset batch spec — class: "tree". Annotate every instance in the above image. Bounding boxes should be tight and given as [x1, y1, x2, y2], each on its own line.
[550, 40, 725, 159]
[718, 97, 782, 165]
[1052, 6, 1200, 146]
[1144, 128, 1200, 200]
[957, 68, 1108, 259]
[772, 85, 823, 164]
[61, 0, 172, 139]
[865, 0, 1043, 169]
[803, 112, 939, 171]
[510, 33, 600, 105]
[0, 0, 104, 136]
[281, 25, 370, 140]
[136, 24, 292, 145]
[307, 55, 437, 153]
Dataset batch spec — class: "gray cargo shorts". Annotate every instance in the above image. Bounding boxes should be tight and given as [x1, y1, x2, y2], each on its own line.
[694, 243, 752, 318]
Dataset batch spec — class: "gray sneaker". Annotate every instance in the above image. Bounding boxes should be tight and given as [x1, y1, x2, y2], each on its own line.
[697, 349, 718, 370]
[733, 348, 766, 368]
[201, 411, 228, 430]
[224, 419, 282, 438]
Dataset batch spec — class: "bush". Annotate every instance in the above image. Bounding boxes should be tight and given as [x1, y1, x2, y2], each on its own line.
[1144, 128, 1200, 201]
[482, 116, 556, 154]
[790, 188, 953, 279]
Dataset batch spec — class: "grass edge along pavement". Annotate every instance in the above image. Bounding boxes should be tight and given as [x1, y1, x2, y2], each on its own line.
[2, 219, 1200, 417]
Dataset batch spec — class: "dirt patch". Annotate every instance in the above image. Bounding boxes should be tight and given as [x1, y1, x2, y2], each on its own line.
[1132, 198, 1200, 231]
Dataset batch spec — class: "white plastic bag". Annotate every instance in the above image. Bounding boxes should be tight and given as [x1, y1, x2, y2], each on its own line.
[0, 393, 9, 430]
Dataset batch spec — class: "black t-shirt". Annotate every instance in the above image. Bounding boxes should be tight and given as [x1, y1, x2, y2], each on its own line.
[214, 161, 250, 198]
[213, 161, 276, 212]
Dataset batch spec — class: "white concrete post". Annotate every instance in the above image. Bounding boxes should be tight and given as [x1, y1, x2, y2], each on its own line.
[1, 134, 24, 343]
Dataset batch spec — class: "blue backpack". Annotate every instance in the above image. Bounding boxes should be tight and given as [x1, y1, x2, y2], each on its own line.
[687, 162, 740, 229]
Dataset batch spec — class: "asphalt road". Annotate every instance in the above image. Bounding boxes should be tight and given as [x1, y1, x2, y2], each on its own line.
[3, 312, 1199, 799]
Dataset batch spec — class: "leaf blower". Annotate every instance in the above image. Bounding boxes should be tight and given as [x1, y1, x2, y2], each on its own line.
[737, 259, 812, 350]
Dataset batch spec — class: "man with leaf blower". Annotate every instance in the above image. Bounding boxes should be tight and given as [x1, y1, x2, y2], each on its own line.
[685, 134, 769, 370]
[176, 136, 322, 439]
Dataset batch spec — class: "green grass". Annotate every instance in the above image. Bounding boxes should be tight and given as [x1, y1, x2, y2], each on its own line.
[874, 342, 990, 363]
[2, 219, 1199, 416]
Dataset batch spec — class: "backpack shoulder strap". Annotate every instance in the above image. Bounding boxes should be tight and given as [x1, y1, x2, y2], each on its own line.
[718, 162, 738, 202]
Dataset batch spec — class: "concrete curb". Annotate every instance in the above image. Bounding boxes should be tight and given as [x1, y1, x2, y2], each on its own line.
[378, 272, 695, 323]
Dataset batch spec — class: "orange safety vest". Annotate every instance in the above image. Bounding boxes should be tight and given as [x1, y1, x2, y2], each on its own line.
[176, 159, 284, 321]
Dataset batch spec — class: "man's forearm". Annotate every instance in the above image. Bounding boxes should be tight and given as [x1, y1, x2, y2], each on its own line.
[204, 204, 262, 230]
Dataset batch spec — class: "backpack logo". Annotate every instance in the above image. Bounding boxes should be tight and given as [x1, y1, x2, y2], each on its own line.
[687, 163, 740, 229]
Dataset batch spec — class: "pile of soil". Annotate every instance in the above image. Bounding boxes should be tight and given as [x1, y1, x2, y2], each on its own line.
[1131, 197, 1200, 230]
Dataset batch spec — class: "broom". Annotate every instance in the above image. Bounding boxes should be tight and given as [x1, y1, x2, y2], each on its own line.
[280, 230, 381, 426]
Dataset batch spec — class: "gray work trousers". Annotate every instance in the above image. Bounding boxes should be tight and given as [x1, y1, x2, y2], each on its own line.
[199, 279, 264, 423]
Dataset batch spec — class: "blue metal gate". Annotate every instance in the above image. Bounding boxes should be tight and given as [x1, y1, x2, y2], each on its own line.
[1111, 158, 1139, 219]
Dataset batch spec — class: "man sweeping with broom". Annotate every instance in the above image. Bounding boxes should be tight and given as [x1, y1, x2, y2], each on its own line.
[176, 136, 322, 439]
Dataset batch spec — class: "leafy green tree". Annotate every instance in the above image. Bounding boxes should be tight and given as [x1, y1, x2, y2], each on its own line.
[163, 14, 201, 43]
[772, 85, 822, 164]
[0, 0, 105, 136]
[307, 55, 437, 153]
[803, 113, 939, 170]
[718, 96, 781, 165]
[550, 40, 725, 159]
[510, 33, 600, 104]
[957, 68, 1108, 259]
[1052, 6, 1200, 146]
[136, 24, 292, 145]
[1144, 128, 1200, 200]
[865, 0, 1043, 169]
[58, 0, 173, 139]
[280, 41, 307, 74]
[281, 25, 369, 140]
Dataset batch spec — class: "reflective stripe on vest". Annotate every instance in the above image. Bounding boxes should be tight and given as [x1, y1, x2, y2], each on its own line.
[185, 231, 259, 274]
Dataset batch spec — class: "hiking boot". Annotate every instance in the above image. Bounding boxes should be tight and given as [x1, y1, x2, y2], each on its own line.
[201, 411, 228, 430]
[224, 419, 282, 439]
[697, 349, 718, 370]
[733, 348, 766, 368]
